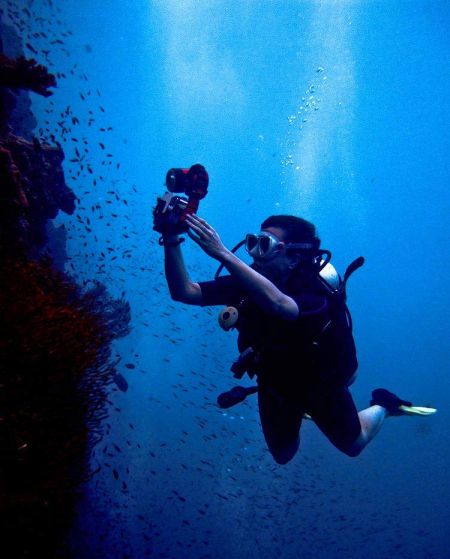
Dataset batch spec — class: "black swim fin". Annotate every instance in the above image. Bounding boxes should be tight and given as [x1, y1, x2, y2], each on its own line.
[371, 388, 436, 416]
[217, 386, 258, 409]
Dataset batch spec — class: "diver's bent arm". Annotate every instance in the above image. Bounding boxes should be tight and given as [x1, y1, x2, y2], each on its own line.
[163, 239, 203, 305]
[219, 250, 299, 320]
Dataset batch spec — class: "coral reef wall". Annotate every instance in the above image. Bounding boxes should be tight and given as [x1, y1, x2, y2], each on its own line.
[0, 13, 130, 558]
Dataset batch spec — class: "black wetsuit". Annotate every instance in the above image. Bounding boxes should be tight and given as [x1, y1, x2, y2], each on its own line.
[199, 274, 362, 454]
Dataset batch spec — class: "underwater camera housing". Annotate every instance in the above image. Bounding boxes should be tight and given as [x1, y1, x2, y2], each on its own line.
[153, 164, 209, 235]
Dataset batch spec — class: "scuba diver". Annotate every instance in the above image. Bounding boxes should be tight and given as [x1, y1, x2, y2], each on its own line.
[153, 167, 435, 464]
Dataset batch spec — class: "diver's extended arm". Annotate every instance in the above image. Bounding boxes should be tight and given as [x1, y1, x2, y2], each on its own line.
[215, 249, 299, 320]
[163, 234, 203, 304]
[185, 214, 299, 320]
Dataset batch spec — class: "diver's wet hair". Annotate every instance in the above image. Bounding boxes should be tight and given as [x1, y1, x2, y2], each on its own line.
[261, 215, 320, 249]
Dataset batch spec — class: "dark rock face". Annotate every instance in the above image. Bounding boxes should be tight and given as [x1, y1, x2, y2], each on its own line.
[0, 134, 76, 252]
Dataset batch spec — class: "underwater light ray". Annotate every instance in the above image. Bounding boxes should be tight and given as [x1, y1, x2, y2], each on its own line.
[286, 3, 361, 220]
[158, 0, 246, 124]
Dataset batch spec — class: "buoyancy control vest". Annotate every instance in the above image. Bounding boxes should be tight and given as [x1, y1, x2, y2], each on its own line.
[216, 247, 364, 387]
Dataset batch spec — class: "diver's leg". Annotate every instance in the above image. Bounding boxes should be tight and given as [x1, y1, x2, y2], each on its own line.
[346, 388, 424, 453]
[346, 405, 387, 455]
[307, 384, 364, 457]
[307, 384, 431, 456]
[348, 387, 421, 454]
[257, 384, 303, 465]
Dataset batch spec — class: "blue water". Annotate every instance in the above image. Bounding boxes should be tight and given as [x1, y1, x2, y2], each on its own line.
[5, 1, 450, 557]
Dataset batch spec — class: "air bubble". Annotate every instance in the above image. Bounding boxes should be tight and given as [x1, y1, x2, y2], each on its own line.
[281, 155, 294, 167]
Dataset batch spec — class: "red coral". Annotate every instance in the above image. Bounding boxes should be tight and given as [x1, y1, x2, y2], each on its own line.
[0, 257, 127, 556]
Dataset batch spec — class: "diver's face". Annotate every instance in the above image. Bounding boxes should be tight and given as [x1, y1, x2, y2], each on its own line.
[251, 227, 296, 286]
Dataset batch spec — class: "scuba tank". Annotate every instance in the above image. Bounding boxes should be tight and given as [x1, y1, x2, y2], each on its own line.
[316, 255, 365, 335]
[318, 256, 365, 300]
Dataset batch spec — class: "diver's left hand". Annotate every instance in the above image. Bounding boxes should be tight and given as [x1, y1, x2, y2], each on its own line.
[185, 214, 229, 261]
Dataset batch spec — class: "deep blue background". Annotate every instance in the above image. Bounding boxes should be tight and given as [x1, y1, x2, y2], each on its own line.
[5, 1, 449, 557]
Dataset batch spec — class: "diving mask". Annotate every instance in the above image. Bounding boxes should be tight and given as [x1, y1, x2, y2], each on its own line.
[245, 231, 316, 260]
